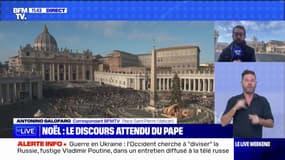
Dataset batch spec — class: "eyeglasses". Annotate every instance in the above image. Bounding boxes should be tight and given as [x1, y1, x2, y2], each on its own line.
[234, 32, 245, 36]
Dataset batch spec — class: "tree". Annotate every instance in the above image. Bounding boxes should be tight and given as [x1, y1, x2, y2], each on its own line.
[171, 73, 182, 105]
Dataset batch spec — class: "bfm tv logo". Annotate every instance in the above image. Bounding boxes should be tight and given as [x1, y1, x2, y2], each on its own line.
[13, 8, 28, 20]
[15, 126, 37, 136]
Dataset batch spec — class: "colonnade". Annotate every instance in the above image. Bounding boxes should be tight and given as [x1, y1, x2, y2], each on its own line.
[41, 63, 93, 81]
[0, 77, 42, 105]
[94, 71, 214, 93]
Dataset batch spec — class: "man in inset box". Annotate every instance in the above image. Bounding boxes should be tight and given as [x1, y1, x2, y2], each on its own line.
[218, 25, 256, 62]
[221, 69, 274, 138]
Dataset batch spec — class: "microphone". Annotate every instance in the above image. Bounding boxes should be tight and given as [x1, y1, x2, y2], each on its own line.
[232, 44, 242, 61]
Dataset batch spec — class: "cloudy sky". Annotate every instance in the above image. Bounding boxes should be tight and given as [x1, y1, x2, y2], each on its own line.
[0, 21, 214, 63]
[215, 21, 285, 43]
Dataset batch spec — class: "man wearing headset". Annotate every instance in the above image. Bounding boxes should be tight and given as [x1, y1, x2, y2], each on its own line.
[218, 25, 256, 62]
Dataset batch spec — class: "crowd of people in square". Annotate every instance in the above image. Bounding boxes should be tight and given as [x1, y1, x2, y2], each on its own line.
[43, 86, 150, 118]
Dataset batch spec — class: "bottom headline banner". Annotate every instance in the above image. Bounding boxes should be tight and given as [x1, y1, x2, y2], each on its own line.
[0, 138, 234, 160]
[1, 138, 285, 159]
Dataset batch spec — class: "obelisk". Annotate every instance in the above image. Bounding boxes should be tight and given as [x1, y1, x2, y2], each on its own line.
[149, 47, 157, 109]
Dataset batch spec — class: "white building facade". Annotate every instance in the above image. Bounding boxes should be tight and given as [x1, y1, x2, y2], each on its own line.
[95, 69, 214, 93]
[0, 73, 42, 105]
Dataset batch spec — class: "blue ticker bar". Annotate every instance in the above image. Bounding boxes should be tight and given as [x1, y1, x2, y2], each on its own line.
[1, 1, 284, 20]
[13, 124, 233, 138]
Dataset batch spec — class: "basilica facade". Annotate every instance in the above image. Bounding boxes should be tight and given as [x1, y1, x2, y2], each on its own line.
[9, 25, 94, 81]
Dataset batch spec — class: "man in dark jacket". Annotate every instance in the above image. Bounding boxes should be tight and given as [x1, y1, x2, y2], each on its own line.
[221, 70, 274, 138]
[218, 25, 256, 62]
